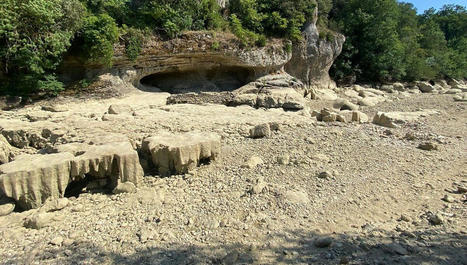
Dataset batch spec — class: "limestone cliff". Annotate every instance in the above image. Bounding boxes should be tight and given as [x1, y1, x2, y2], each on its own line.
[285, 8, 345, 90]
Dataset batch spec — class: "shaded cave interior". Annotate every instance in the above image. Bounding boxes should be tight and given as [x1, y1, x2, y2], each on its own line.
[139, 66, 255, 93]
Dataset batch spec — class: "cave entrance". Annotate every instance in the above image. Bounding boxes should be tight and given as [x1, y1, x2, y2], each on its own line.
[139, 66, 254, 93]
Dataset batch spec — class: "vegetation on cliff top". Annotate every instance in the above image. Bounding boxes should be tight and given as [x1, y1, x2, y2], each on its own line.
[0, 0, 465, 96]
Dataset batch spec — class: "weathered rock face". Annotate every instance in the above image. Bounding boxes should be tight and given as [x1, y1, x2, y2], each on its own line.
[143, 132, 221, 176]
[0, 140, 143, 210]
[63, 32, 291, 94]
[166, 73, 307, 110]
[285, 8, 345, 90]
[0, 153, 74, 210]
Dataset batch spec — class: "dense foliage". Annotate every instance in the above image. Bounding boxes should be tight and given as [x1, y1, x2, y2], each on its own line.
[328, 1, 467, 84]
[0, 0, 465, 96]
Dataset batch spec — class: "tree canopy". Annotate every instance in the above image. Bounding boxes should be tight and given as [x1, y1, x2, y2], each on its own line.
[0, 0, 465, 96]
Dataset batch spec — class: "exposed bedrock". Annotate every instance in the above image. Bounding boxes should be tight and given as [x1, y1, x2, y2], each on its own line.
[142, 132, 221, 177]
[166, 73, 307, 110]
[61, 32, 291, 94]
[0, 139, 143, 210]
[285, 8, 345, 90]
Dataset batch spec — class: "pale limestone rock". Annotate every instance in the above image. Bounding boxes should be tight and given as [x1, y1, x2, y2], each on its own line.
[373, 110, 439, 128]
[0, 196, 15, 216]
[242, 155, 264, 169]
[393, 83, 405, 91]
[70, 141, 144, 187]
[249, 124, 271, 138]
[24, 212, 54, 229]
[143, 132, 221, 176]
[417, 81, 436, 93]
[256, 88, 306, 110]
[333, 98, 359, 111]
[113, 182, 137, 194]
[0, 153, 74, 209]
[352, 111, 369, 123]
[312, 89, 338, 100]
[0, 135, 11, 164]
[108, 104, 133, 115]
[282, 189, 310, 204]
[358, 96, 385, 107]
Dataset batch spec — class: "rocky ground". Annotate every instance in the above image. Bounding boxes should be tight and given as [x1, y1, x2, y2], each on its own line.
[0, 84, 466, 265]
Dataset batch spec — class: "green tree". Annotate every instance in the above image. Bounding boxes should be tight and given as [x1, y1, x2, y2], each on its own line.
[0, 0, 84, 95]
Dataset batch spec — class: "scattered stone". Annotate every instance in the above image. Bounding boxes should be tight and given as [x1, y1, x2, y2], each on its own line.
[0, 196, 15, 216]
[428, 213, 444, 225]
[373, 110, 438, 128]
[352, 111, 369, 123]
[442, 195, 455, 203]
[249, 124, 271, 138]
[333, 98, 359, 111]
[358, 97, 383, 107]
[457, 185, 467, 193]
[43, 198, 70, 212]
[108, 104, 133, 114]
[336, 114, 347, 123]
[50, 236, 64, 246]
[242, 155, 264, 169]
[418, 142, 438, 151]
[24, 212, 54, 229]
[0, 135, 11, 164]
[250, 181, 266, 194]
[399, 214, 411, 222]
[445, 89, 462, 94]
[318, 171, 332, 179]
[393, 83, 405, 91]
[26, 112, 51, 122]
[453, 93, 467, 102]
[143, 132, 221, 176]
[314, 237, 333, 248]
[417, 82, 435, 93]
[42, 105, 68, 112]
[385, 243, 408, 255]
[277, 154, 290, 165]
[113, 182, 137, 194]
[282, 189, 310, 204]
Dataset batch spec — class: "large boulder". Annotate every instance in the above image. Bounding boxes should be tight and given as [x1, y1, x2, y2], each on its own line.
[0, 140, 144, 210]
[285, 7, 345, 90]
[143, 132, 221, 176]
[0, 153, 75, 209]
[69, 141, 144, 188]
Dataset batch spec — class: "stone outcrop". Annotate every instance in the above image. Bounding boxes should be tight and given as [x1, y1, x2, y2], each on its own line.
[0, 140, 144, 210]
[143, 132, 221, 176]
[69, 141, 144, 188]
[62, 32, 291, 93]
[0, 119, 66, 149]
[166, 73, 307, 110]
[285, 7, 345, 90]
[231, 73, 306, 110]
[0, 153, 75, 209]
[373, 110, 439, 128]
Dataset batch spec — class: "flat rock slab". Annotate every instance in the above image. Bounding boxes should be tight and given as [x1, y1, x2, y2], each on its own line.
[0, 153, 74, 210]
[143, 132, 221, 176]
[0, 140, 143, 210]
[373, 110, 439, 128]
